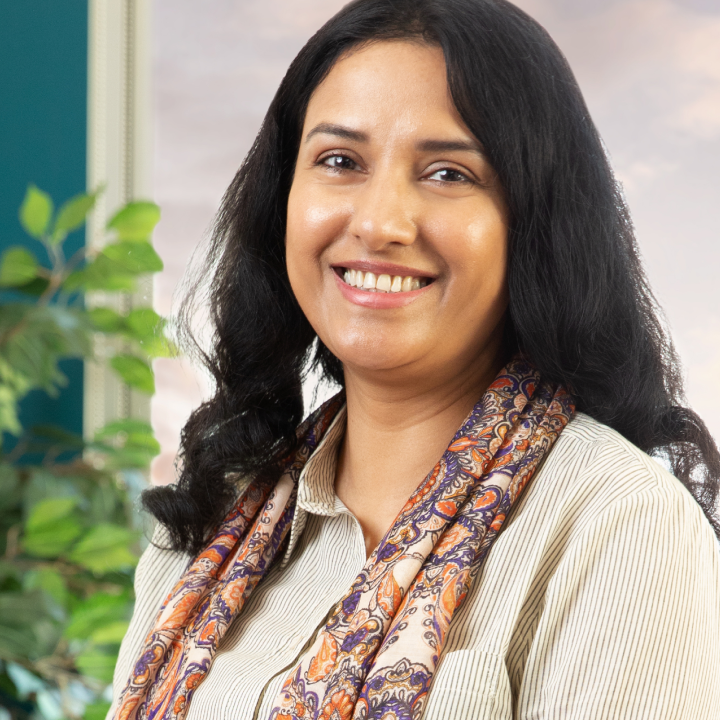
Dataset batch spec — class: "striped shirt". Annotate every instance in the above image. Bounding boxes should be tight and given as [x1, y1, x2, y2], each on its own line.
[109, 412, 720, 719]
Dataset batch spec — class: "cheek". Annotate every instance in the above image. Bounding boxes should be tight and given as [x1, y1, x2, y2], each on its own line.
[435, 206, 509, 293]
[285, 181, 351, 324]
[286, 182, 350, 268]
[465, 215, 508, 283]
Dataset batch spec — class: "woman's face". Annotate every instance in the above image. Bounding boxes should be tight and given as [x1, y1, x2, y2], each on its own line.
[286, 41, 509, 389]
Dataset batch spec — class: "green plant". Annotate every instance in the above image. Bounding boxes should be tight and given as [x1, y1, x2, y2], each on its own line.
[0, 185, 169, 720]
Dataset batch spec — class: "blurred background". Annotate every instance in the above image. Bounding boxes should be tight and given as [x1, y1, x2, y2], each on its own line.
[0, 0, 718, 716]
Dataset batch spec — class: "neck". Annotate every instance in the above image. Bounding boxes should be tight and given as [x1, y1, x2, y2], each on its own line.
[334, 348, 505, 558]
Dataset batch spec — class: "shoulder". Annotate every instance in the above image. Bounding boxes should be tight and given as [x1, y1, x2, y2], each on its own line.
[489, 416, 720, 719]
[134, 523, 192, 606]
[497, 411, 720, 604]
[430, 414, 720, 718]
[548, 411, 674, 492]
[525, 411, 717, 542]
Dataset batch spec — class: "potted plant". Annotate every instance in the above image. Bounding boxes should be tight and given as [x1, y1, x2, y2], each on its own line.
[0, 186, 169, 720]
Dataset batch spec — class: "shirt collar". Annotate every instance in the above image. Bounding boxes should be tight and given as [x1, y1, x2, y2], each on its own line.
[280, 403, 347, 565]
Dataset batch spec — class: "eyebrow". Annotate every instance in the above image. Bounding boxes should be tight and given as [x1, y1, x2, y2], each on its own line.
[416, 139, 485, 156]
[304, 122, 485, 156]
[305, 123, 368, 143]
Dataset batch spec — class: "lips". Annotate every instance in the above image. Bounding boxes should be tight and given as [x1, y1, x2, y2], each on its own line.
[332, 261, 436, 294]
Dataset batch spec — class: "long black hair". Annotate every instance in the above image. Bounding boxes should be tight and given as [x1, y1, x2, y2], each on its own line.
[144, 0, 720, 553]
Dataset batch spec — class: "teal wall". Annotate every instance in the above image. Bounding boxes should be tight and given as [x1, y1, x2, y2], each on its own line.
[0, 1, 88, 445]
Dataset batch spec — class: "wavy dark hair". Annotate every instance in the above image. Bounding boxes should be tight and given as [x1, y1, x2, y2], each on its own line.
[144, 0, 720, 553]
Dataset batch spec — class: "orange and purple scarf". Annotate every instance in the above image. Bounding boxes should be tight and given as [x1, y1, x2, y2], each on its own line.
[113, 358, 574, 720]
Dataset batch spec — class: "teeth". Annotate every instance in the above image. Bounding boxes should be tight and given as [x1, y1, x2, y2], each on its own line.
[376, 274, 391, 292]
[362, 272, 377, 290]
[341, 269, 429, 293]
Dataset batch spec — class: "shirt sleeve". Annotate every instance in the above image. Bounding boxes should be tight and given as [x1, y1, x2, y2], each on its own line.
[517, 481, 720, 719]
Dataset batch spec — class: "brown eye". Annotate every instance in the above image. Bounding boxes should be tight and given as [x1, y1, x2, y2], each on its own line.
[428, 168, 471, 183]
[322, 154, 358, 171]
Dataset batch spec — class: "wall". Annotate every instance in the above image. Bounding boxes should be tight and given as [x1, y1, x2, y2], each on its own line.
[0, 0, 88, 443]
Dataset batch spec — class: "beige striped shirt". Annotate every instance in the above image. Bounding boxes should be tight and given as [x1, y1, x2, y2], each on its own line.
[110, 412, 720, 719]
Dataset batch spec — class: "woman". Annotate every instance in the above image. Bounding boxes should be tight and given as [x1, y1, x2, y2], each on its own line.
[110, 0, 720, 718]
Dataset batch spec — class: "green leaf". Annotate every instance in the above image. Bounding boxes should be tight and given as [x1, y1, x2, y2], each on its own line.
[0, 591, 57, 657]
[0, 559, 21, 583]
[52, 191, 96, 242]
[19, 184, 53, 238]
[13, 276, 50, 296]
[23, 518, 83, 558]
[23, 468, 78, 514]
[88, 307, 124, 332]
[75, 647, 119, 683]
[68, 523, 138, 573]
[0, 304, 91, 396]
[110, 354, 155, 394]
[66, 240, 163, 292]
[0, 383, 22, 435]
[0, 619, 42, 658]
[125, 307, 162, 339]
[92, 418, 160, 468]
[24, 498, 82, 558]
[123, 308, 175, 358]
[84, 700, 112, 720]
[95, 418, 154, 439]
[107, 200, 160, 241]
[101, 239, 163, 274]
[26, 496, 78, 529]
[0, 247, 39, 287]
[64, 265, 137, 293]
[90, 619, 129, 643]
[23, 567, 68, 608]
[0, 463, 22, 513]
[64, 591, 130, 640]
[23, 497, 83, 558]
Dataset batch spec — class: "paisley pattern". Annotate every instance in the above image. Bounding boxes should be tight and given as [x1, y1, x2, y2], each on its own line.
[112, 358, 574, 720]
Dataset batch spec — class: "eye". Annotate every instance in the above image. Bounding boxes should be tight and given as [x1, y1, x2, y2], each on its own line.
[427, 167, 472, 184]
[320, 154, 358, 172]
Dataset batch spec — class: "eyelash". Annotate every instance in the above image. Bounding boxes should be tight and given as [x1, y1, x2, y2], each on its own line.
[317, 153, 475, 185]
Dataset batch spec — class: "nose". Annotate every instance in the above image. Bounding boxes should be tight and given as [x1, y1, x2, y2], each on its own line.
[347, 166, 418, 250]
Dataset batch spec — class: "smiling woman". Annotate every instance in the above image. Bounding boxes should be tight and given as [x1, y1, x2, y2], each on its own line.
[109, 1, 720, 719]
[286, 42, 511, 552]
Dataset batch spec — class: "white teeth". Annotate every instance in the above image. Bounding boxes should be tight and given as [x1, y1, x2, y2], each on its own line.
[376, 274, 391, 292]
[362, 272, 377, 289]
[341, 268, 429, 293]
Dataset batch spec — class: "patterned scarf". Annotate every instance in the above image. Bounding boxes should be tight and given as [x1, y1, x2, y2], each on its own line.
[113, 358, 574, 720]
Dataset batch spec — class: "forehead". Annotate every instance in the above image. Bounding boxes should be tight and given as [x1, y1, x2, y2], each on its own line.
[303, 40, 470, 140]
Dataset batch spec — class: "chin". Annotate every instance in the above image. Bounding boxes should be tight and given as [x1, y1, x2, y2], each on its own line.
[331, 339, 414, 375]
